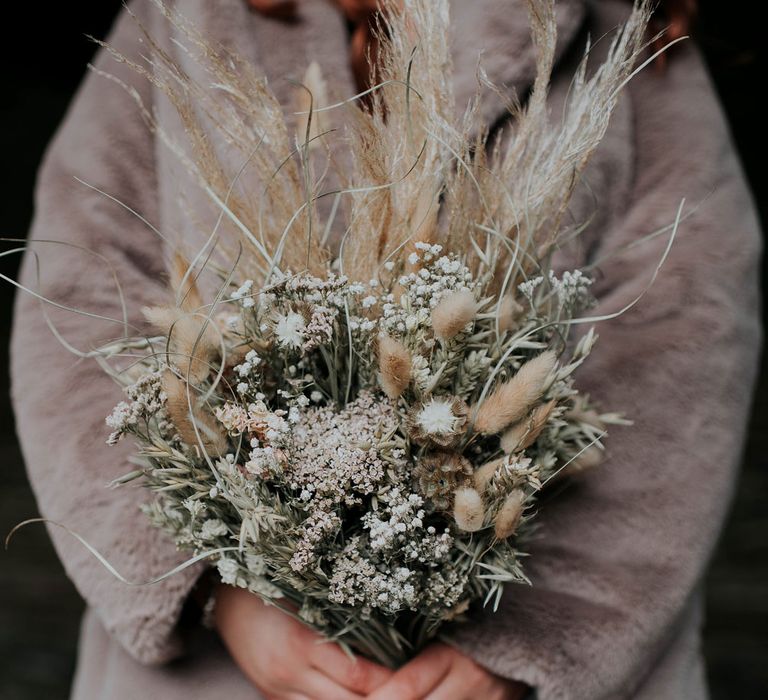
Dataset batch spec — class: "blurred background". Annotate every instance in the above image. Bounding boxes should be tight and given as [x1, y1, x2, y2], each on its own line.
[0, 2, 765, 698]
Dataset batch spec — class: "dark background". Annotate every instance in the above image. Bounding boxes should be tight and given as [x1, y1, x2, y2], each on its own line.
[0, 2, 765, 698]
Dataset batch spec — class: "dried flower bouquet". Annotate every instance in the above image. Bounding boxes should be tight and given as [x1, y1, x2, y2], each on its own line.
[93, 0, 662, 666]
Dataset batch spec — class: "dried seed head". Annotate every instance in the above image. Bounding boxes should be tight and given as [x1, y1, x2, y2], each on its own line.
[501, 399, 557, 453]
[473, 350, 556, 435]
[453, 487, 485, 532]
[377, 334, 412, 399]
[162, 371, 227, 454]
[473, 457, 505, 494]
[407, 396, 469, 448]
[431, 289, 480, 340]
[494, 489, 526, 539]
[414, 450, 473, 510]
[496, 295, 524, 334]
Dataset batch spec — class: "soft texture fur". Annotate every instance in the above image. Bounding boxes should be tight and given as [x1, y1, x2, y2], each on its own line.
[9, 0, 762, 698]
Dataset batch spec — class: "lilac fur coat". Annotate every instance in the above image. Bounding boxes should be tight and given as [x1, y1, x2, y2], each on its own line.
[10, 0, 762, 698]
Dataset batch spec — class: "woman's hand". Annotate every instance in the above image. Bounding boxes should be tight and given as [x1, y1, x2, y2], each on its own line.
[365, 642, 529, 700]
[214, 584, 393, 699]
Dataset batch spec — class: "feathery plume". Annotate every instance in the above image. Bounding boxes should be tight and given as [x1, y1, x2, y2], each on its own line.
[473, 457, 505, 494]
[431, 289, 480, 340]
[453, 487, 485, 532]
[295, 61, 328, 149]
[162, 371, 227, 454]
[377, 334, 412, 399]
[494, 489, 526, 539]
[169, 252, 204, 312]
[474, 350, 556, 435]
[501, 399, 557, 453]
[143, 306, 219, 385]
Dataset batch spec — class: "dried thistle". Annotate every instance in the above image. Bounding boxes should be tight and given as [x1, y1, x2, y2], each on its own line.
[453, 487, 485, 532]
[407, 396, 469, 447]
[473, 350, 556, 435]
[501, 399, 557, 453]
[414, 450, 473, 510]
[377, 334, 412, 399]
[494, 489, 526, 539]
[431, 289, 480, 341]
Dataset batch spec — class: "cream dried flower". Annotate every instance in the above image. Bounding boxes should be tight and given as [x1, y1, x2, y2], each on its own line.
[408, 396, 468, 447]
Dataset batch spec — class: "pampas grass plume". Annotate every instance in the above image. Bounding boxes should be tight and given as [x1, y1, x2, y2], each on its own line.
[431, 289, 480, 340]
[295, 60, 327, 149]
[377, 334, 412, 399]
[474, 350, 556, 435]
[494, 489, 526, 539]
[453, 487, 485, 532]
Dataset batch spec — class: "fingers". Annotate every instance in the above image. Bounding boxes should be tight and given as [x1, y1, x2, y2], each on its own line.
[366, 644, 453, 700]
[424, 659, 528, 700]
[308, 640, 393, 694]
[299, 669, 366, 700]
[422, 663, 488, 700]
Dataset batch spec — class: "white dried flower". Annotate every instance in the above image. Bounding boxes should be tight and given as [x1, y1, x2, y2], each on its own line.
[217, 557, 241, 586]
[274, 311, 307, 349]
[408, 397, 468, 447]
[418, 399, 458, 434]
[200, 518, 228, 540]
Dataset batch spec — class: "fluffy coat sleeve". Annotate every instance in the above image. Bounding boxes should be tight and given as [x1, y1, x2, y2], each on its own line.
[9, 3, 204, 665]
[441, 27, 762, 700]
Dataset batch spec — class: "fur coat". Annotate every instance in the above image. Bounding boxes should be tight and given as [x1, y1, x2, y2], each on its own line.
[10, 1, 762, 698]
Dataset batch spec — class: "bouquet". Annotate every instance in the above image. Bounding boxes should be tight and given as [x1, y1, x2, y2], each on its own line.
[92, 0, 658, 666]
